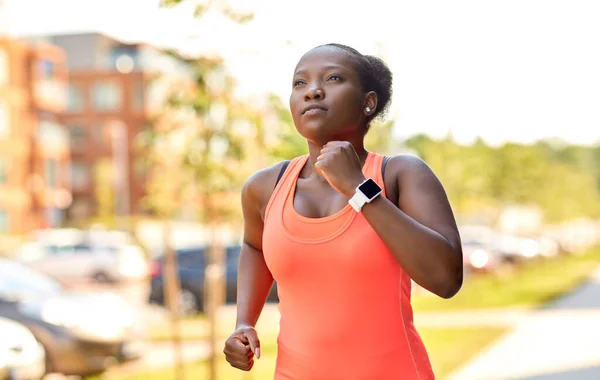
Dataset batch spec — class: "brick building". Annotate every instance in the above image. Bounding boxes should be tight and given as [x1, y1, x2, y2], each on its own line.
[0, 38, 71, 234]
[46, 32, 186, 221]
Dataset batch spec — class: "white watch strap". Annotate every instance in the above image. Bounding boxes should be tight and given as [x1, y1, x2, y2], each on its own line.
[349, 191, 369, 212]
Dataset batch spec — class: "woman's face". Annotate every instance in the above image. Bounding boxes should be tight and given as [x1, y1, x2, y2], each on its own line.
[289, 46, 366, 144]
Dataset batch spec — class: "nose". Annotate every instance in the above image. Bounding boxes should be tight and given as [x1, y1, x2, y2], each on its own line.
[304, 84, 325, 101]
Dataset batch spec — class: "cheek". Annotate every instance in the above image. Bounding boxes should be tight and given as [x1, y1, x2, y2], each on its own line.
[335, 91, 364, 120]
[289, 93, 303, 124]
[334, 85, 363, 107]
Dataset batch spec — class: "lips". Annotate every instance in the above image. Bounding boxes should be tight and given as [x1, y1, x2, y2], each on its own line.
[302, 104, 328, 115]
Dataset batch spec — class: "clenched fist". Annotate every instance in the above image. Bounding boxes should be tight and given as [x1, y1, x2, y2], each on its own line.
[223, 325, 261, 371]
[315, 141, 366, 197]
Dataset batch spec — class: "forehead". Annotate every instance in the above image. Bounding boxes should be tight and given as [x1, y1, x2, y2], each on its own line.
[294, 46, 357, 74]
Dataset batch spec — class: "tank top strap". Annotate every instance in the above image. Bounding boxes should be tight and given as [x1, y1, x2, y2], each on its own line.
[365, 152, 387, 198]
[264, 155, 309, 223]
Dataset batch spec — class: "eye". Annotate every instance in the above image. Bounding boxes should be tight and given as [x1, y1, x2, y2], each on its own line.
[293, 79, 306, 87]
[327, 75, 342, 82]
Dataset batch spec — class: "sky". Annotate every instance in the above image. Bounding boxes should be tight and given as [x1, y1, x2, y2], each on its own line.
[3, 0, 600, 146]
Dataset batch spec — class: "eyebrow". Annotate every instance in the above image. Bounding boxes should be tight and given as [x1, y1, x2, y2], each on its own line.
[294, 64, 346, 76]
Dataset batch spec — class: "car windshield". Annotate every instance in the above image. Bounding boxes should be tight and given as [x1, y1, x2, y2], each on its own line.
[0, 259, 62, 300]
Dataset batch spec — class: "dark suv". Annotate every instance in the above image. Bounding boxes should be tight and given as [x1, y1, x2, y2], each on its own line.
[148, 245, 278, 315]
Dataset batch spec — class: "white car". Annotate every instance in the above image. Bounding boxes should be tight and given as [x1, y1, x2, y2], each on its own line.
[0, 317, 46, 380]
[15, 228, 148, 283]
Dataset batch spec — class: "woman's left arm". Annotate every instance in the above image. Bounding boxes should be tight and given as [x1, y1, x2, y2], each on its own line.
[361, 155, 463, 299]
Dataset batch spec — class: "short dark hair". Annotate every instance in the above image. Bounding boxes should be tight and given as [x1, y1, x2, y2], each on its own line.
[320, 43, 393, 129]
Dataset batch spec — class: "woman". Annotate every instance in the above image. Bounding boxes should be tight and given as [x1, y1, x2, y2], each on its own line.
[223, 43, 463, 380]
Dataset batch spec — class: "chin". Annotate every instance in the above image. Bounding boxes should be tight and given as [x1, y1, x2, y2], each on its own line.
[296, 124, 331, 144]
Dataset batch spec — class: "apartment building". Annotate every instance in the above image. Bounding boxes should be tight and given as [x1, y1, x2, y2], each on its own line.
[47, 32, 187, 221]
[0, 38, 70, 234]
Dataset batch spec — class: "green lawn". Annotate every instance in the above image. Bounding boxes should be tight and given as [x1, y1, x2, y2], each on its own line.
[420, 326, 506, 378]
[412, 248, 600, 312]
[105, 327, 506, 380]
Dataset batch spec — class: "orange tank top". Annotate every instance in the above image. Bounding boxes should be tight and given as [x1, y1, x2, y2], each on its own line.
[263, 152, 434, 380]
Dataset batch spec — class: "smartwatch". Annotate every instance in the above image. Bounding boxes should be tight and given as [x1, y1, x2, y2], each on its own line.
[348, 178, 382, 212]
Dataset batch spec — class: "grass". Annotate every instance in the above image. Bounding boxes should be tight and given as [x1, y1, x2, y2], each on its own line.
[420, 326, 506, 378]
[103, 327, 506, 380]
[412, 248, 600, 312]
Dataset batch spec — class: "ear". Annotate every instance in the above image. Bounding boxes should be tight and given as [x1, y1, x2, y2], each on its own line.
[363, 91, 378, 116]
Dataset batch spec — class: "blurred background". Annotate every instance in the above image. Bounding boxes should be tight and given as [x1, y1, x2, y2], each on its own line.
[0, 0, 599, 379]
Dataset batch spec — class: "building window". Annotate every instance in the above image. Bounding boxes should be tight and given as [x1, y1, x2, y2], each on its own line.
[0, 209, 8, 233]
[71, 161, 90, 191]
[92, 80, 122, 112]
[0, 49, 8, 86]
[39, 59, 55, 80]
[67, 84, 85, 112]
[68, 124, 86, 151]
[44, 159, 58, 188]
[0, 103, 9, 138]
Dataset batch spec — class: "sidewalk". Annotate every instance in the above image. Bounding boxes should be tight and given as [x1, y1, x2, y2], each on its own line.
[446, 267, 600, 380]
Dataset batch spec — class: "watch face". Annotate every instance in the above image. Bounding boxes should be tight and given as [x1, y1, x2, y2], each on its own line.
[359, 179, 382, 199]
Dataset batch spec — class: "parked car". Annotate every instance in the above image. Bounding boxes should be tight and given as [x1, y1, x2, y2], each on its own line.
[0, 317, 46, 380]
[492, 235, 541, 263]
[0, 258, 143, 377]
[462, 240, 504, 273]
[149, 245, 279, 316]
[15, 228, 148, 283]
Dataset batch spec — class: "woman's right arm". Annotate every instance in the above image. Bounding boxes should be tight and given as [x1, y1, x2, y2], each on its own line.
[235, 170, 276, 331]
[224, 164, 282, 370]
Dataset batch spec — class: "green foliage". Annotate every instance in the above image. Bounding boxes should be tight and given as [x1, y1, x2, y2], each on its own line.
[265, 95, 307, 162]
[405, 134, 600, 223]
[161, 0, 253, 23]
[138, 54, 252, 223]
[365, 120, 396, 155]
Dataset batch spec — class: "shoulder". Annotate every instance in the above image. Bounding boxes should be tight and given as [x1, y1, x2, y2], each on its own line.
[383, 153, 436, 184]
[385, 154, 432, 178]
[382, 154, 441, 201]
[242, 160, 293, 216]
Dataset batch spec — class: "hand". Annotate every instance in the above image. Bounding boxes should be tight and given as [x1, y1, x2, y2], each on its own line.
[315, 141, 366, 197]
[223, 325, 261, 371]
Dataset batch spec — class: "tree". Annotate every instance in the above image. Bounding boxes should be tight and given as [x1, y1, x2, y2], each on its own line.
[138, 2, 257, 380]
[365, 120, 396, 155]
[265, 94, 308, 161]
[404, 134, 600, 225]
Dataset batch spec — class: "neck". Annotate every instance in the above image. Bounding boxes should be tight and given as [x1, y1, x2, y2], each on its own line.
[304, 136, 368, 181]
